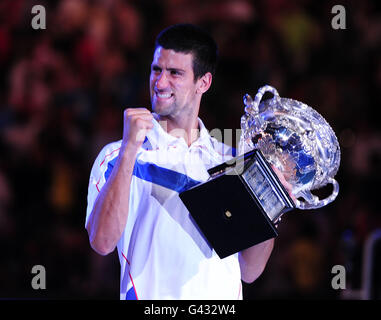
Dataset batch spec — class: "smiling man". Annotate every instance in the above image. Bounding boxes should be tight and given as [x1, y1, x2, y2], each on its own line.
[85, 24, 275, 300]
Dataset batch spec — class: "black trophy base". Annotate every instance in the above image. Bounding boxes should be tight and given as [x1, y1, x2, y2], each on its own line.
[180, 171, 278, 259]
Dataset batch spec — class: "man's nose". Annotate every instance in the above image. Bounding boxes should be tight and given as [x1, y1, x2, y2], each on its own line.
[156, 71, 169, 90]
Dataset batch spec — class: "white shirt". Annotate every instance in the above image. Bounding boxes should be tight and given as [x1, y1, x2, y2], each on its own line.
[86, 116, 242, 300]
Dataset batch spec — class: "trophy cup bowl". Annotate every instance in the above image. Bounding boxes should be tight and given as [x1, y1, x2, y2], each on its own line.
[239, 85, 341, 210]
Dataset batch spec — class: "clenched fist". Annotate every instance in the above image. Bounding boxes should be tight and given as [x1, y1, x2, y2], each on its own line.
[122, 108, 154, 150]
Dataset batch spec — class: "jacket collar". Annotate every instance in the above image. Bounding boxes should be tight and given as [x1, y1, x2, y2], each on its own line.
[146, 114, 214, 151]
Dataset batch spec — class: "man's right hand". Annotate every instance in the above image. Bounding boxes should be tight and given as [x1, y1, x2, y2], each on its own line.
[122, 108, 154, 150]
[87, 108, 154, 256]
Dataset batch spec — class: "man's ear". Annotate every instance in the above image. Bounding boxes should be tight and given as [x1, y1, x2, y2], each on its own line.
[196, 72, 212, 94]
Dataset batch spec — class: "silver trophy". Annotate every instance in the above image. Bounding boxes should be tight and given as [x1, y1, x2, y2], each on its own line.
[180, 85, 341, 258]
[239, 85, 341, 210]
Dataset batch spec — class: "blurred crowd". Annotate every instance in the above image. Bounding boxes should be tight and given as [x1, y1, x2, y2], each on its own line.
[0, 0, 380, 299]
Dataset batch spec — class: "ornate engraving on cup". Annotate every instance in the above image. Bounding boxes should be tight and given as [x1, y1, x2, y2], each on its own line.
[238, 85, 341, 210]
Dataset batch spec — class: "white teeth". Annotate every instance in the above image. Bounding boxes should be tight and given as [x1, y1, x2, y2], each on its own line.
[157, 92, 172, 98]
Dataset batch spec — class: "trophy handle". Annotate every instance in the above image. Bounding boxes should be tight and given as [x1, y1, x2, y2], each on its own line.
[244, 85, 280, 114]
[294, 177, 339, 210]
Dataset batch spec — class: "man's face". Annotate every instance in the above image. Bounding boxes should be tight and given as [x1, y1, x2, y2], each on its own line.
[150, 46, 200, 119]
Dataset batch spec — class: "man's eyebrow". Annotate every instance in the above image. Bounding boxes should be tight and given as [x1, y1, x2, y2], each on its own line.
[151, 64, 185, 73]
[167, 67, 185, 73]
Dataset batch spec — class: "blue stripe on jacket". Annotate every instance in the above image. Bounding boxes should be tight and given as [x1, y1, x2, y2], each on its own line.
[104, 157, 201, 194]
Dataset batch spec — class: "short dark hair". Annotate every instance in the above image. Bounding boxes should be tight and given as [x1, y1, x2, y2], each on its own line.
[155, 24, 218, 80]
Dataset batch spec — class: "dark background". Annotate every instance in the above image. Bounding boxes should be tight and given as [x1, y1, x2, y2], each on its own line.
[0, 0, 380, 299]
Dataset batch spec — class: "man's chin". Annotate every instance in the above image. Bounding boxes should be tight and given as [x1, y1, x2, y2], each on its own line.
[152, 104, 173, 117]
